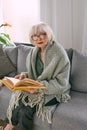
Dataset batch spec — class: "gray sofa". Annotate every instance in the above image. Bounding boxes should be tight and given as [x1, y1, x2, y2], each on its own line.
[0, 43, 87, 130]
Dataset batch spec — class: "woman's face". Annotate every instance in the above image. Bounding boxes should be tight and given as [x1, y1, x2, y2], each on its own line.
[31, 32, 49, 50]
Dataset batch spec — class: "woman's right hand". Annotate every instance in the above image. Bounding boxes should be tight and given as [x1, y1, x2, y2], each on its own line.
[26, 89, 38, 94]
[14, 74, 26, 80]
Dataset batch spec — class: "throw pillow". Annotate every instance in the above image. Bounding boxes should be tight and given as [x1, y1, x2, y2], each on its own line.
[65, 48, 73, 65]
[3, 46, 18, 67]
[17, 45, 33, 74]
[70, 50, 87, 92]
[0, 47, 16, 78]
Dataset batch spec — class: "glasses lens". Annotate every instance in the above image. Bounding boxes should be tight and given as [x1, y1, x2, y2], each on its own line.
[31, 36, 38, 41]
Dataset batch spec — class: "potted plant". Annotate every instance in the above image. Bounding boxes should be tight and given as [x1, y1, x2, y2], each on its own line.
[0, 22, 15, 46]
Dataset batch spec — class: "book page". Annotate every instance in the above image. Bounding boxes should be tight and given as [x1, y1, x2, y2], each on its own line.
[0, 78, 14, 90]
[4, 77, 20, 86]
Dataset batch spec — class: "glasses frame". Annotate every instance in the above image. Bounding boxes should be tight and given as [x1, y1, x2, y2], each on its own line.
[31, 33, 46, 41]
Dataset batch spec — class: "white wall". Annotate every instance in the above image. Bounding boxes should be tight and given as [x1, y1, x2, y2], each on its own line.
[3, 0, 40, 43]
[3, 0, 87, 51]
[0, 0, 4, 33]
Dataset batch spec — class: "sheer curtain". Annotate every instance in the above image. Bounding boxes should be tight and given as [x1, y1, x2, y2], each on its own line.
[82, 0, 87, 53]
[40, 0, 87, 53]
[40, 0, 72, 49]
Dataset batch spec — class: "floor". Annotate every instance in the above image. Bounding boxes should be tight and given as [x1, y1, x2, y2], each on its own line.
[0, 119, 7, 129]
[0, 119, 19, 130]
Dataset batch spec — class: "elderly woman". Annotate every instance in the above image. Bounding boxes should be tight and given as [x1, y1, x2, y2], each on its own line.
[4, 22, 71, 130]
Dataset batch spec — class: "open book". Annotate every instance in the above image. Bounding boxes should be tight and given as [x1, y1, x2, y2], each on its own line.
[0, 77, 46, 91]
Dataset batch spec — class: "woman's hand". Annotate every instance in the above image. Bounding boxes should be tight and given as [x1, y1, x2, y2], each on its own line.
[14, 74, 26, 80]
[25, 89, 38, 94]
[15, 74, 38, 94]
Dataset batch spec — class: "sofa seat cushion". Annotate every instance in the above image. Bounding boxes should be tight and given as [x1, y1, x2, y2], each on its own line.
[33, 91, 87, 130]
[70, 50, 87, 92]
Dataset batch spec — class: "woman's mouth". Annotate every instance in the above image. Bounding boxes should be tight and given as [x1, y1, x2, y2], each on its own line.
[38, 42, 43, 44]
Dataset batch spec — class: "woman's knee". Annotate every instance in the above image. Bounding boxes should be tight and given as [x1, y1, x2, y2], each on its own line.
[18, 106, 36, 120]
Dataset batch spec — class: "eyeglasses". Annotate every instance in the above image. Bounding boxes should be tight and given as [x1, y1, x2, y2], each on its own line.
[31, 33, 46, 41]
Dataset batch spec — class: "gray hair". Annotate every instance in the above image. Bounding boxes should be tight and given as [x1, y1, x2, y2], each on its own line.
[29, 22, 55, 42]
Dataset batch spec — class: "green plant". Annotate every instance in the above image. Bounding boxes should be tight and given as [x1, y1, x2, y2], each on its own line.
[0, 22, 16, 46]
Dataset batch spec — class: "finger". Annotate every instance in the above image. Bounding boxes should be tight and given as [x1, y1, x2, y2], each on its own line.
[19, 75, 25, 80]
[15, 75, 19, 79]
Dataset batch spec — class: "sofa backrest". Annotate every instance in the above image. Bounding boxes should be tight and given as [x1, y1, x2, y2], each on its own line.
[0, 46, 17, 78]
[3, 46, 18, 68]
[2, 44, 74, 83]
[17, 45, 33, 74]
[3, 43, 87, 93]
[70, 50, 87, 92]
[3, 44, 33, 76]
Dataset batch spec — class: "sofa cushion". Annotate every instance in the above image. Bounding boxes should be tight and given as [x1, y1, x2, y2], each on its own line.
[33, 91, 87, 130]
[0, 47, 16, 78]
[3, 46, 18, 67]
[70, 50, 87, 92]
[66, 48, 73, 64]
[17, 45, 33, 74]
